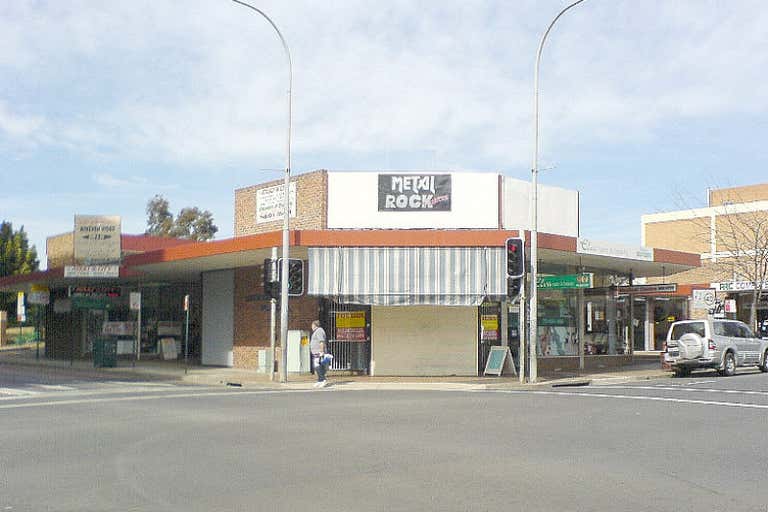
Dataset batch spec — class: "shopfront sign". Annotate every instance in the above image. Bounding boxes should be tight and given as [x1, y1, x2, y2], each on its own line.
[71, 296, 113, 310]
[378, 174, 451, 211]
[64, 265, 120, 278]
[69, 286, 121, 298]
[28, 284, 50, 305]
[619, 284, 677, 295]
[724, 299, 737, 313]
[480, 314, 500, 341]
[256, 182, 297, 224]
[711, 280, 768, 292]
[335, 311, 367, 341]
[577, 238, 653, 261]
[537, 273, 593, 290]
[74, 215, 121, 264]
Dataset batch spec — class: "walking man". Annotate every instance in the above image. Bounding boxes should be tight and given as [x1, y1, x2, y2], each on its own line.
[310, 320, 329, 388]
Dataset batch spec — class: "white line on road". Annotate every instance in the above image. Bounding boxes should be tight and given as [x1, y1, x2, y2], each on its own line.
[594, 385, 768, 397]
[0, 389, 300, 410]
[0, 387, 39, 397]
[487, 389, 768, 410]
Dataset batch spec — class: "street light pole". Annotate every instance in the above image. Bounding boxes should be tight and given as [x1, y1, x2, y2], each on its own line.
[530, 0, 586, 383]
[232, 0, 292, 383]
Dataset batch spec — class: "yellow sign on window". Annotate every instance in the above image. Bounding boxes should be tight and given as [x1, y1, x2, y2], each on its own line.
[336, 311, 366, 328]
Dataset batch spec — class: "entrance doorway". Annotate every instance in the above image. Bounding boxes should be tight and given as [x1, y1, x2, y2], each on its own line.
[320, 300, 371, 374]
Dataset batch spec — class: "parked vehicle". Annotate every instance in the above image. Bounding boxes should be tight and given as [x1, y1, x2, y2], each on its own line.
[664, 319, 768, 377]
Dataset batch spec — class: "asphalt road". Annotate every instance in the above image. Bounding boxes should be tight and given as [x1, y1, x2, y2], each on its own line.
[1, 366, 767, 512]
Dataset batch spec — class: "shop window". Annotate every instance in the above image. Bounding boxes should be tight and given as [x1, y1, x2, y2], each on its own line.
[537, 291, 578, 357]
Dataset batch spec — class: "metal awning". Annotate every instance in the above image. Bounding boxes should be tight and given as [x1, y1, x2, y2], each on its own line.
[308, 247, 506, 306]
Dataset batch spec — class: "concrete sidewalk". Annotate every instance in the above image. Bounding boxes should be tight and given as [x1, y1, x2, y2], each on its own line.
[0, 345, 672, 391]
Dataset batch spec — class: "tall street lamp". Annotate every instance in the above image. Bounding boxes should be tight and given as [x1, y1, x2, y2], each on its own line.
[232, 0, 293, 383]
[530, 0, 586, 383]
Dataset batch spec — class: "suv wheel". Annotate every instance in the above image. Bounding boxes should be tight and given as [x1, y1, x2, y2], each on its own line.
[673, 367, 691, 378]
[722, 352, 736, 377]
[760, 350, 768, 373]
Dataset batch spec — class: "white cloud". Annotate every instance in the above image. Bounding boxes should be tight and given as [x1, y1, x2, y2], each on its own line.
[1, 0, 767, 170]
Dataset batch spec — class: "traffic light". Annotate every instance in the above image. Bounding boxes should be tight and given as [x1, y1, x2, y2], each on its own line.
[263, 258, 279, 299]
[278, 258, 304, 296]
[508, 277, 522, 298]
[506, 237, 525, 279]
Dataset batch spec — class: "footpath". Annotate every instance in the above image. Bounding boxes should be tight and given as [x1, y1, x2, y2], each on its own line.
[0, 345, 671, 391]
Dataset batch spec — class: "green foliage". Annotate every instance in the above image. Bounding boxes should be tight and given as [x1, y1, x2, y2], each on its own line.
[144, 195, 218, 242]
[0, 221, 39, 315]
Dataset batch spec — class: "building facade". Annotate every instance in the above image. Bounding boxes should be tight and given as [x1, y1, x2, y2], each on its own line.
[1, 170, 699, 376]
[642, 183, 768, 337]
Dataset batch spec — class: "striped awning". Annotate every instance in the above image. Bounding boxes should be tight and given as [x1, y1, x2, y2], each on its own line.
[308, 247, 506, 306]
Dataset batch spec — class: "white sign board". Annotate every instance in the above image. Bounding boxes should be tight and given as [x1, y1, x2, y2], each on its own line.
[711, 281, 768, 292]
[16, 292, 25, 322]
[64, 265, 120, 278]
[327, 171, 498, 229]
[256, 182, 297, 224]
[28, 291, 50, 305]
[129, 292, 141, 311]
[502, 178, 579, 237]
[692, 289, 716, 310]
[102, 321, 136, 336]
[74, 215, 121, 264]
[724, 299, 737, 313]
[577, 238, 654, 262]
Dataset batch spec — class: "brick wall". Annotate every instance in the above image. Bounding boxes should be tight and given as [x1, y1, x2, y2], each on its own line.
[710, 183, 768, 206]
[234, 170, 328, 236]
[232, 263, 321, 369]
[644, 218, 710, 254]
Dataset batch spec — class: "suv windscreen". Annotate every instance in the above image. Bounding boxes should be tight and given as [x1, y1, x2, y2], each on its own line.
[670, 322, 705, 340]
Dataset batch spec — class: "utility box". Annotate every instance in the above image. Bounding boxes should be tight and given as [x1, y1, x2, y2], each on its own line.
[93, 338, 117, 368]
[287, 330, 310, 373]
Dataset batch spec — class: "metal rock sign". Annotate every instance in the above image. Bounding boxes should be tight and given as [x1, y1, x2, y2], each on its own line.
[378, 174, 452, 211]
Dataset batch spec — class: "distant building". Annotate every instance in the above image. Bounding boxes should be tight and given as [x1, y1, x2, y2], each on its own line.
[642, 183, 768, 337]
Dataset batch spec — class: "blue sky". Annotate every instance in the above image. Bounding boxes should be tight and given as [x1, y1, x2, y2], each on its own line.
[2, 0, 768, 268]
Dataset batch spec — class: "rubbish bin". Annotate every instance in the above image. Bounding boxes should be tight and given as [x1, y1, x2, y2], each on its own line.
[93, 338, 117, 368]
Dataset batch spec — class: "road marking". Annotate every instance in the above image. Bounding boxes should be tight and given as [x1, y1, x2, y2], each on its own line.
[486, 389, 768, 410]
[594, 385, 768, 397]
[0, 387, 39, 397]
[34, 385, 76, 391]
[0, 389, 299, 410]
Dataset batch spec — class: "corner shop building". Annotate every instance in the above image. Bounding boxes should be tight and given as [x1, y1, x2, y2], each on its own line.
[1, 170, 699, 376]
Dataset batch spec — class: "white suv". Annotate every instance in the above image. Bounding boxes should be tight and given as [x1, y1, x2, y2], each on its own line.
[665, 319, 768, 377]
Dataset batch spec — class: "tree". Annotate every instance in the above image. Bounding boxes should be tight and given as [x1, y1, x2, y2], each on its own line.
[712, 204, 768, 331]
[0, 221, 39, 315]
[145, 195, 218, 241]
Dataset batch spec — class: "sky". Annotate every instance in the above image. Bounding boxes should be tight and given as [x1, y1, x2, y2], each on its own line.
[2, 0, 768, 268]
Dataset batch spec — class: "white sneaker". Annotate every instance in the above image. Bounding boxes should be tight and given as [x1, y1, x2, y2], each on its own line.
[313, 381, 322, 388]
[319, 380, 328, 388]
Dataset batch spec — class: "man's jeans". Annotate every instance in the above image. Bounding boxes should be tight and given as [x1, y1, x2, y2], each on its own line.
[314, 356, 327, 382]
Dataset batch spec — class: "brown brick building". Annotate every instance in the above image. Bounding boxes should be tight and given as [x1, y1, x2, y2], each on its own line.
[642, 183, 768, 336]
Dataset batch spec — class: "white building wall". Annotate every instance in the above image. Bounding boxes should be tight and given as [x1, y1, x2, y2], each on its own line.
[371, 305, 477, 376]
[502, 178, 579, 237]
[202, 270, 234, 367]
[327, 171, 499, 229]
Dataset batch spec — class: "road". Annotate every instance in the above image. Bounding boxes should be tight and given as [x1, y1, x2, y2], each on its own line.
[1, 365, 767, 512]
